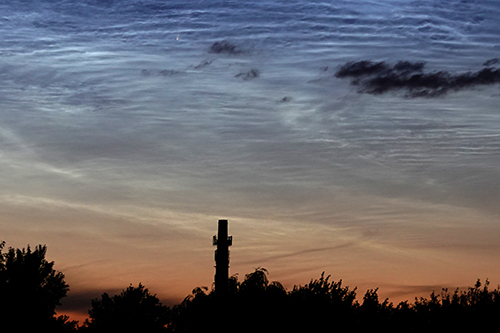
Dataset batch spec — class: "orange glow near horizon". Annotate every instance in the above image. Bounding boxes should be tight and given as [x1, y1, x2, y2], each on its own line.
[4, 189, 500, 325]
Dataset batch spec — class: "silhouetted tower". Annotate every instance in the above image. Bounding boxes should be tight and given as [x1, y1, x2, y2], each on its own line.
[213, 219, 232, 294]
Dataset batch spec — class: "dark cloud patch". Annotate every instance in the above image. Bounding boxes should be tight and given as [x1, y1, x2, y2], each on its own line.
[59, 289, 179, 321]
[209, 40, 242, 55]
[193, 59, 214, 69]
[335, 60, 391, 78]
[335, 60, 500, 97]
[60, 289, 121, 313]
[392, 61, 426, 75]
[235, 69, 260, 80]
[141, 69, 184, 77]
[158, 69, 183, 77]
[279, 96, 292, 103]
[483, 58, 499, 67]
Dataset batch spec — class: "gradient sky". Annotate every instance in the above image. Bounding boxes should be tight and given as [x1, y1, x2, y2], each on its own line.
[1, 0, 500, 323]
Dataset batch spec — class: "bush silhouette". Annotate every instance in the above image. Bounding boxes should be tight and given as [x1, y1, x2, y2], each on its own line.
[83, 283, 170, 332]
[0, 241, 75, 331]
[168, 269, 359, 332]
[288, 272, 358, 332]
[168, 270, 500, 333]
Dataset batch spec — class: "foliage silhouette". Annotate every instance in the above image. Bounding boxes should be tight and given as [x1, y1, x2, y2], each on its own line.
[0, 241, 75, 331]
[3, 241, 500, 332]
[407, 279, 500, 331]
[82, 283, 170, 332]
[357, 288, 393, 330]
[168, 270, 500, 333]
[168, 269, 360, 332]
[288, 272, 358, 332]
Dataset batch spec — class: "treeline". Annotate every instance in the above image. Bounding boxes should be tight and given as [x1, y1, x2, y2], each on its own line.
[1, 242, 500, 332]
[170, 268, 499, 332]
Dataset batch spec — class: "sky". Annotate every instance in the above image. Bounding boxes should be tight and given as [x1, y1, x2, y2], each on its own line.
[1, 0, 500, 323]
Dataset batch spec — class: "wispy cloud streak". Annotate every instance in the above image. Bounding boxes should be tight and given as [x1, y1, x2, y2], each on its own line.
[239, 242, 356, 265]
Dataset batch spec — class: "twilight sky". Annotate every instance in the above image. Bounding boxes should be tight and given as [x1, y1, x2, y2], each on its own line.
[1, 0, 500, 322]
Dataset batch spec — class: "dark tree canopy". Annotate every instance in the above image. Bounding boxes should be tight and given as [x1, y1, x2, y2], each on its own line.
[83, 283, 170, 332]
[0, 241, 73, 331]
[168, 269, 500, 333]
[2, 241, 500, 332]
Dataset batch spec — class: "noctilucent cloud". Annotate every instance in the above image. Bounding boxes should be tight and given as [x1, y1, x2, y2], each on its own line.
[1, 0, 500, 321]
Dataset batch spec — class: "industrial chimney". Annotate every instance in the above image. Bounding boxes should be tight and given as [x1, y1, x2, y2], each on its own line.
[213, 219, 232, 294]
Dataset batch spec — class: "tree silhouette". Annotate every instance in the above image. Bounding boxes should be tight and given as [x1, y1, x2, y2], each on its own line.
[239, 267, 269, 294]
[0, 241, 74, 331]
[168, 268, 283, 333]
[83, 283, 170, 332]
[169, 269, 360, 332]
[4, 238, 500, 333]
[288, 272, 358, 332]
[358, 288, 394, 330]
[232, 267, 286, 332]
[407, 279, 500, 332]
